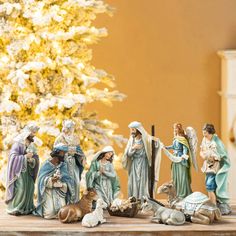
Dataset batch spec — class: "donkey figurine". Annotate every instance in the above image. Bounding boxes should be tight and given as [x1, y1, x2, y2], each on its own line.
[141, 197, 186, 225]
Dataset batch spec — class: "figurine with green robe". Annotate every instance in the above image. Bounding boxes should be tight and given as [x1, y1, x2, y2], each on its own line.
[200, 123, 231, 215]
[5, 123, 40, 215]
[162, 123, 198, 199]
[86, 146, 120, 206]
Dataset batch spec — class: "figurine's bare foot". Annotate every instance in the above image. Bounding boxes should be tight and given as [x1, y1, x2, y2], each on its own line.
[101, 219, 106, 223]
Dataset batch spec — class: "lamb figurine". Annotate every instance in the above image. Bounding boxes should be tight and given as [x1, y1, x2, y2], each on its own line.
[82, 199, 107, 228]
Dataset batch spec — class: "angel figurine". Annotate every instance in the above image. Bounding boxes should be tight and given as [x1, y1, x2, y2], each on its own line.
[162, 123, 198, 199]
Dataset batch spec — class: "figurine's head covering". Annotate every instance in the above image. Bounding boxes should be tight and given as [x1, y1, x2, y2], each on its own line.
[53, 143, 68, 153]
[128, 121, 148, 138]
[50, 143, 68, 160]
[13, 122, 40, 144]
[127, 121, 151, 162]
[62, 119, 76, 133]
[92, 146, 115, 161]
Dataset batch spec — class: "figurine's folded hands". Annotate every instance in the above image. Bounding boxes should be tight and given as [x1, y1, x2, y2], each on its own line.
[132, 144, 142, 150]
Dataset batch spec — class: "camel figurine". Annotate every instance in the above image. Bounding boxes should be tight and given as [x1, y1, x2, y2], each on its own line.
[157, 182, 221, 225]
[141, 197, 186, 225]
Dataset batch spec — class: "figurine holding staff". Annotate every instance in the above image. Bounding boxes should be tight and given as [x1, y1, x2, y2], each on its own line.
[122, 121, 162, 199]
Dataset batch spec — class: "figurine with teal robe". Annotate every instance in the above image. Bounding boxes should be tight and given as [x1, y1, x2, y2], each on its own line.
[200, 123, 231, 215]
[5, 123, 40, 215]
[35, 144, 75, 219]
[163, 123, 198, 199]
[86, 146, 120, 206]
[54, 120, 86, 203]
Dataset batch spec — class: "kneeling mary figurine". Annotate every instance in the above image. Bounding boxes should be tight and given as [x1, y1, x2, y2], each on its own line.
[86, 146, 120, 206]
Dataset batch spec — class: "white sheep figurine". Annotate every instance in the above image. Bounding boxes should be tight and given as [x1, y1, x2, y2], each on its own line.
[82, 198, 107, 228]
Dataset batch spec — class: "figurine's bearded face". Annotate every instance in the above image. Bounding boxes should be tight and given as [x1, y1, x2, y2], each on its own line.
[57, 151, 66, 162]
[63, 126, 75, 135]
[130, 128, 140, 138]
[51, 150, 66, 162]
[27, 134, 35, 143]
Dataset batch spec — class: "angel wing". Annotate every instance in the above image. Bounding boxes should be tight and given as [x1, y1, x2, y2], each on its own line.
[186, 126, 198, 171]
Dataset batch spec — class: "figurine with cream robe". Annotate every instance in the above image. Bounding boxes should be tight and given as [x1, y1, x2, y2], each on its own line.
[5, 123, 40, 215]
[35, 144, 75, 219]
[86, 146, 120, 206]
[54, 120, 86, 202]
[122, 121, 162, 199]
[200, 123, 231, 215]
[162, 123, 198, 199]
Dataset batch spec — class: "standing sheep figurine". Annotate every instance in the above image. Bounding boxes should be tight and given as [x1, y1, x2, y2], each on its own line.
[82, 199, 107, 228]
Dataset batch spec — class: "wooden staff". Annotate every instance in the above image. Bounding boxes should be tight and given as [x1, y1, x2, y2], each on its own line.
[149, 125, 156, 198]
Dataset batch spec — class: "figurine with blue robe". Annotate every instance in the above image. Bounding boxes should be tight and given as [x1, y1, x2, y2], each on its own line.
[122, 121, 162, 199]
[200, 123, 231, 215]
[35, 144, 75, 219]
[86, 146, 120, 206]
[5, 123, 40, 215]
[54, 120, 86, 202]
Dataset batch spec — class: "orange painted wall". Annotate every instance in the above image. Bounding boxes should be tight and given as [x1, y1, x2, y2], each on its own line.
[88, 0, 236, 198]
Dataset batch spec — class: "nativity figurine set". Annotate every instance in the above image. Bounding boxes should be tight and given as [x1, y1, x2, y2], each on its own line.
[5, 120, 232, 227]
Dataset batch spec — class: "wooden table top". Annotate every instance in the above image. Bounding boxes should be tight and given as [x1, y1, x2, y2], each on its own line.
[0, 201, 236, 236]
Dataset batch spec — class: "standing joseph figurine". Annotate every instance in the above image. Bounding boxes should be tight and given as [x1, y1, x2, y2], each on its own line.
[5, 123, 40, 215]
[86, 146, 120, 206]
[54, 120, 86, 202]
[122, 121, 162, 199]
[200, 123, 231, 215]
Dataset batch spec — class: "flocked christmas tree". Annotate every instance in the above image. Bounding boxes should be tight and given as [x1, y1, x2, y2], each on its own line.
[0, 0, 126, 198]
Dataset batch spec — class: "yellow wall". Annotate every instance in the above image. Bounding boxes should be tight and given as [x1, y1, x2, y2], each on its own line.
[89, 0, 236, 198]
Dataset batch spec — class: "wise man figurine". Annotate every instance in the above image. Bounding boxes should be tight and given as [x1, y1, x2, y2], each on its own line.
[122, 121, 162, 199]
[35, 144, 75, 219]
[54, 120, 86, 202]
[5, 122, 40, 215]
